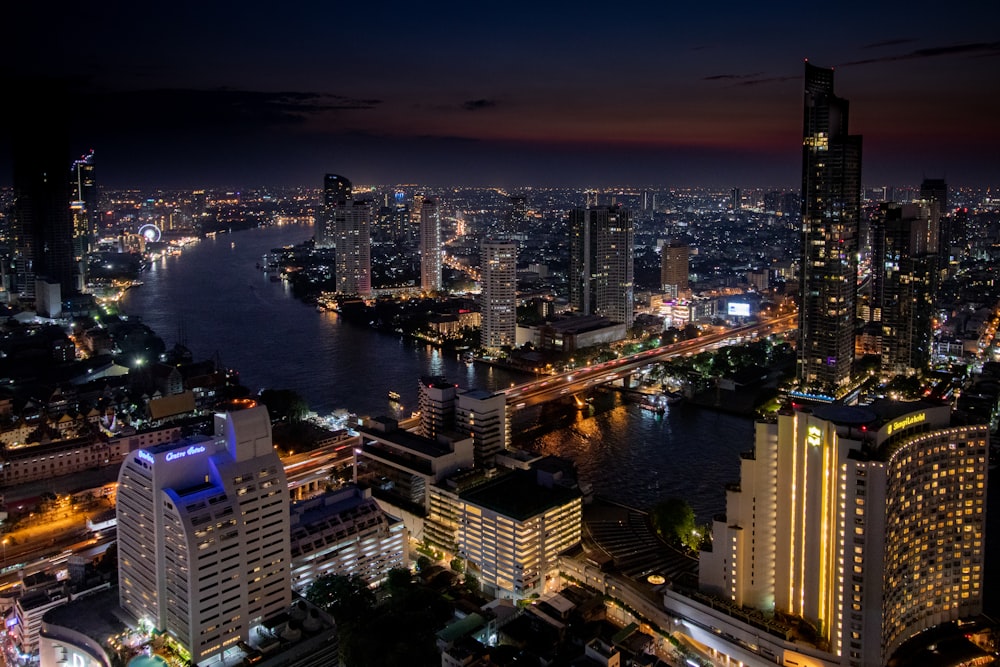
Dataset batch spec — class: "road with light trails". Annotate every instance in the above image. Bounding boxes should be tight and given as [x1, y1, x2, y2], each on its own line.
[504, 313, 797, 411]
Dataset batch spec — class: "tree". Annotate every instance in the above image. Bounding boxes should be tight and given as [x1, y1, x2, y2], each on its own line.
[304, 573, 375, 622]
[651, 497, 701, 552]
[415, 555, 432, 573]
[258, 389, 309, 423]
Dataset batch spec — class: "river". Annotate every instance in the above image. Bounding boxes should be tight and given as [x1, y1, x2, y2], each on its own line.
[122, 223, 751, 520]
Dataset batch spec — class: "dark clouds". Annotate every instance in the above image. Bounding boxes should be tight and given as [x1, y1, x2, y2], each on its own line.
[461, 99, 499, 112]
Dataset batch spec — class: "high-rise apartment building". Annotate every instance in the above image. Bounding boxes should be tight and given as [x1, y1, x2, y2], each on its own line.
[798, 62, 863, 398]
[117, 407, 291, 665]
[682, 403, 987, 667]
[317, 173, 351, 247]
[569, 206, 634, 327]
[334, 199, 372, 297]
[480, 240, 517, 352]
[870, 202, 937, 375]
[420, 198, 442, 292]
[660, 238, 689, 298]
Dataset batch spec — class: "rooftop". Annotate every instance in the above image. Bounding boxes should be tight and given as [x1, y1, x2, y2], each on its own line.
[461, 469, 581, 521]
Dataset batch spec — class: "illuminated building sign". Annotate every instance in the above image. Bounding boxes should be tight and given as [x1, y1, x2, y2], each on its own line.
[885, 412, 925, 436]
[165, 445, 207, 462]
[137, 450, 155, 465]
[806, 425, 822, 447]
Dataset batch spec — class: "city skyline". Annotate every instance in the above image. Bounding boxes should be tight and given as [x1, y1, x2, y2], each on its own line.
[4, 1, 1000, 189]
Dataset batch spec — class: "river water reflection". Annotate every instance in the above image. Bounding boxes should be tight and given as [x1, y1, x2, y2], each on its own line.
[122, 224, 751, 519]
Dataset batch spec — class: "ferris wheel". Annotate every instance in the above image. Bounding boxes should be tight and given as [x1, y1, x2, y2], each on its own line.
[138, 223, 162, 242]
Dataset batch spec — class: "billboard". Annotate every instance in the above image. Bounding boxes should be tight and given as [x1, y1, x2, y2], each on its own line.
[728, 302, 751, 317]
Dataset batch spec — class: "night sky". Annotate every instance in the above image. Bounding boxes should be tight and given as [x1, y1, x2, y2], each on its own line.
[4, 1, 1000, 189]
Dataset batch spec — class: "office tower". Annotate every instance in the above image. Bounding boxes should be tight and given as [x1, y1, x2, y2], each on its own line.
[798, 62, 863, 398]
[117, 407, 291, 665]
[690, 403, 987, 667]
[870, 202, 937, 375]
[455, 388, 508, 465]
[11, 99, 76, 300]
[919, 178, 947, 212]
[418, 375, 457, 439]
[569, 206, 635, 327]
[660, 238, 689, 298]
[420, 197, 442, 292]
[289, 485, 406, 591]
[480, 240, 517, 352]
[506, 195, 527, 239]
[427, 467, 582, 599]
[731, 188, 741, 211]
[334, 199, 372, 296]
[70, 150, 97, 261]
[317, 173, 351, 247]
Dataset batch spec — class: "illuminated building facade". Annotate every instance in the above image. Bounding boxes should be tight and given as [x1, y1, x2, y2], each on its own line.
[420, 197, 442, 292]
[289, 485, 406, 591]
[117, 407, 291, 665]
[694, 403, 987, 667]
[569, 206, 635, 327]
[333, 199, 372, 296]
[427, 468, 582, 599]
[798, 62, 863, 398]
[480, 240, 517, 352]
[455, 388, 508, 466]
[70, 150, 98, 262]
[317, 173, 351, 247]
[660, 238, 689, 298]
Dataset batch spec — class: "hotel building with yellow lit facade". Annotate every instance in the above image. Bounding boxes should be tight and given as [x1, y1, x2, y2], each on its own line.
[664, 402, 988, 667]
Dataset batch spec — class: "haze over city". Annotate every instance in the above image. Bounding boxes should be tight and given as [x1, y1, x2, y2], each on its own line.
[4, 0, 1000, 189]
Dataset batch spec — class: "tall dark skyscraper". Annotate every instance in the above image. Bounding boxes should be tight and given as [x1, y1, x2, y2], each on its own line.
[797, 62, 863, 398]
[11, 98, 77, 300]
[569, 206, 634, 327]
[870, 202, 937, 375]
[318, 173, 352, 247]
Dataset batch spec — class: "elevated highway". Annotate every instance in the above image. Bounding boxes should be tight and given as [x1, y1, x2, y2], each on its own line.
[504, 313, 797, 411]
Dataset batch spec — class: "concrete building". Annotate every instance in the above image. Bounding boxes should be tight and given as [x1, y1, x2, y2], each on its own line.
[289, 485, 406, 592]
[660, 238, 689, 299]
[418, 375, 458, 440]
[681, 402, 988, 667]
[116, 407, 291, 666]
[426, 467, 582, 599]
[455, 388, 508, 466]
[334, 199, 372, 297]
[569, 207, 634, 328]
[421, 198, 442, 293]
[353, 416, 473, 541]
[480, 240, 517, 352]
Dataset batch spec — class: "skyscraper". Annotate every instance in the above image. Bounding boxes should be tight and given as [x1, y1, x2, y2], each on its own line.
[798, 62, 863, 398]
[70, 150, 98, 261]
[117, 407, 291, 665]
[870, 202, 937, 375]
[334, 199, 372, 297]
[480, 240, 517, 352]
[689, 403, 987, 667]
[420, 197, 442, 293]
[11, 99, 76, 300]
[317, 173, 351, 247]
[660, 238, 689, 298]
[569, 206, 634, 327]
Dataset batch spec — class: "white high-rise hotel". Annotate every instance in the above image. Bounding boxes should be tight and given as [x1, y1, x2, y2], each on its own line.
[117, 407, 291, 665]
[671, 403, 988, 667]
